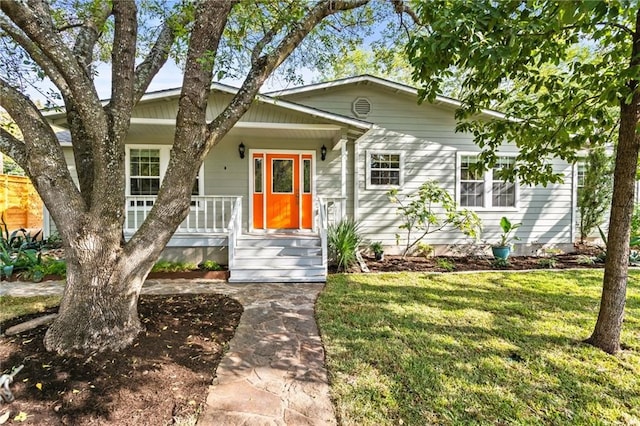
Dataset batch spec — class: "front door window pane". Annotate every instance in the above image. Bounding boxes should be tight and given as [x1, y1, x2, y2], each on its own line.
[272, 159, 293, 193]
[303, 159, 311, 193]
[254, 158, 263, 193]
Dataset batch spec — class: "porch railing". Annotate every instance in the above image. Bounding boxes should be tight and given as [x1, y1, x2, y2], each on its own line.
[317, 196, 347, 228]
[125, 195, 240, 233]
[227, 196, 242, 271]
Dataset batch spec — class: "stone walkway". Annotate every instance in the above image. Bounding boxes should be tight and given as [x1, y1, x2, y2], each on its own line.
[0, 279, 336, 425]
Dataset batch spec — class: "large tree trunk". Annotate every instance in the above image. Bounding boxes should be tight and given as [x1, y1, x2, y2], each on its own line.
[586, 14, 640, 352]
[43, 225, 154, 354]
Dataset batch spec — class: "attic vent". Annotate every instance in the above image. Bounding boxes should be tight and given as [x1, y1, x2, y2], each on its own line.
[352, 97, 371, 118]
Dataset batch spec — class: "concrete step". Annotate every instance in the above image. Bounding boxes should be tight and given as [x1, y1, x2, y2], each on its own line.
[234, 246, 322, 257]
[237, 236, 320, 248]
[228, 266, 326, 283]
[233, 255, 322, 268]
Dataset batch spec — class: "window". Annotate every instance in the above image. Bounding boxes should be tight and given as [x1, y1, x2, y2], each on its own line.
[126, 145, 203, 205]
[254, 157, 263, 193]
[366, 151, 404, 189]
[303, 159, 311, 193]
[492, 157, 516, 207]
[457, 153, 518, 209]
[460, 155, 485, 207]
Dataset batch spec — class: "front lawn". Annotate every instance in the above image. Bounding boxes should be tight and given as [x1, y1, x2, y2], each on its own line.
[317, 270, 640, 425]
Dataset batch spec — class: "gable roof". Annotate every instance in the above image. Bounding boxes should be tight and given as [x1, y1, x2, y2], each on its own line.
[267, 74, 507, 120]
[44, 81, 373, 131]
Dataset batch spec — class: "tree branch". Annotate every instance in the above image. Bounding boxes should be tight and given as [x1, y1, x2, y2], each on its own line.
[0, 15, 71, 99]
[0, 128, 27, 170]
[206, 0, 370, 141]
[392, 0, 421, 26]
[1, 0, 107, 142]
[72, 3, 112, 79]
[107, 0, 137, 137]
[133, 19, 182, 102]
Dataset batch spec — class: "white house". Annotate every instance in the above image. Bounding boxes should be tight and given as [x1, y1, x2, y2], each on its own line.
[44, 75, 580, 282]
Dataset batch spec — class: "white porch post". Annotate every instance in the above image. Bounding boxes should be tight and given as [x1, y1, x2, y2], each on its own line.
[341, 136, 347, 219]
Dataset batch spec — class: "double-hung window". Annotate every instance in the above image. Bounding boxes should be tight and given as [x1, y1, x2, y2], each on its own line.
[126, 145, 203, 206]
[366, 151, 404, 189]
[457, 153, 518, 209]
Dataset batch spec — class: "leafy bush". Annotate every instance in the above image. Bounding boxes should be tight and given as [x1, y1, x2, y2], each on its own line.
[416, 242, 434, 258]
[199, 260, 222, 271]
[151, 260, 197, 273]
[578, 148, 613, 242]
[492, 258, 509, 268]
[632, 205, 640, 242]
[328, 219, 363, 271]
[21, 257, 67, 282]
[435, 257, 456, 272]
[388, 180, 481, 257]
[576, 255, 595, 265]
[537, 257, 557, 269]
[43, 231, 63, 249]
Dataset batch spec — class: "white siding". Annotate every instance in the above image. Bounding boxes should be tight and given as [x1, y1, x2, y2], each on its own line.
[287, 85, 575, 253]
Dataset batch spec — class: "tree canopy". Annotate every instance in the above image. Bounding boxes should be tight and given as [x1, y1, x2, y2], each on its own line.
[406, 0, 639, 354]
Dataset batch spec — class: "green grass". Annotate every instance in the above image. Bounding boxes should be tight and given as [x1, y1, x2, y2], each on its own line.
[0, 295, 61, 322]
[317, 270, 640, 425]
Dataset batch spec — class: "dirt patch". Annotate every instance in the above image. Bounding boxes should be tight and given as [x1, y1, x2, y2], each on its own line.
[0, 294, 242, 425]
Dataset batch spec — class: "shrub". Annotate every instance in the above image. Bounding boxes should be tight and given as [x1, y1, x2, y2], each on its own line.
[199, 260, 222, 271]
[21, 257, 66, 282]
[416, 242, 434, 258]
[151, 260, 197, 273]
[388, 180, 482, 257]
[328, 219, 363, 271]
[632, 205, 640, 241]
[537, 257, 557, 269]
[435, 257, 456, 272]
[578, 148, 613, 242]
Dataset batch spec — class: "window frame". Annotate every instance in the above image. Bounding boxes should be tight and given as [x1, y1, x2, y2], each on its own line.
[365, 150, 404, 190]
[455, 152, 519, 211]
[125, 144, 204, 203]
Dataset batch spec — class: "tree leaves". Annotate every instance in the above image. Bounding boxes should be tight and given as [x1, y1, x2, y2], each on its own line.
[407, 0, 636, 185]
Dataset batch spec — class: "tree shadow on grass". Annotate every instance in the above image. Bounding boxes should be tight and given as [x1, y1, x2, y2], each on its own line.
[318, 271, 640, 425]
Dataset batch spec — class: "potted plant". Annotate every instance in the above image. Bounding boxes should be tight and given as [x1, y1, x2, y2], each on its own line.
[370, 241, 384, 261]
[492, 217, 521, 260]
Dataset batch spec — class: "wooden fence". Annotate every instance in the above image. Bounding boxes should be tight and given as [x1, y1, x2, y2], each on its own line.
[1, 175, 43, 231]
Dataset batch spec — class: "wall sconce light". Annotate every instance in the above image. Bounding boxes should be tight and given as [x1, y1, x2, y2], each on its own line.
[320, 145, 327, 161]
[238, 142, 246, 159]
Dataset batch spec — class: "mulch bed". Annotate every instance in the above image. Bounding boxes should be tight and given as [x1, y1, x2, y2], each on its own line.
[363, 252, 604, 273]
[0, 294, 242, 425]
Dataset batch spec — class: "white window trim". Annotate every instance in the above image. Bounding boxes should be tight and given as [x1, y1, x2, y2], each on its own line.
[455, 152, 519, 211]
[365, 150, 404, 190]
[125, 144, 204, 198]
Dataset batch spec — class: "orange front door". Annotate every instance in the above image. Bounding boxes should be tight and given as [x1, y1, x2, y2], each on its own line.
[252, 152, 313, 230]
[266, 154, 299, 229]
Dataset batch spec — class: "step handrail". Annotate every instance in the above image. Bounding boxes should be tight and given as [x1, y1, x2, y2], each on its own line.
[316, 196, 328, 274]
[227, 196, 242, 270]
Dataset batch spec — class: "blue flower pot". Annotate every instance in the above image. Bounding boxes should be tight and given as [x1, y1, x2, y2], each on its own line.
[492, 246, 511, 260]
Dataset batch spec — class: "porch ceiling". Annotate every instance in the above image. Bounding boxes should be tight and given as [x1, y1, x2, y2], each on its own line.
[126, 118, 350, 141]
